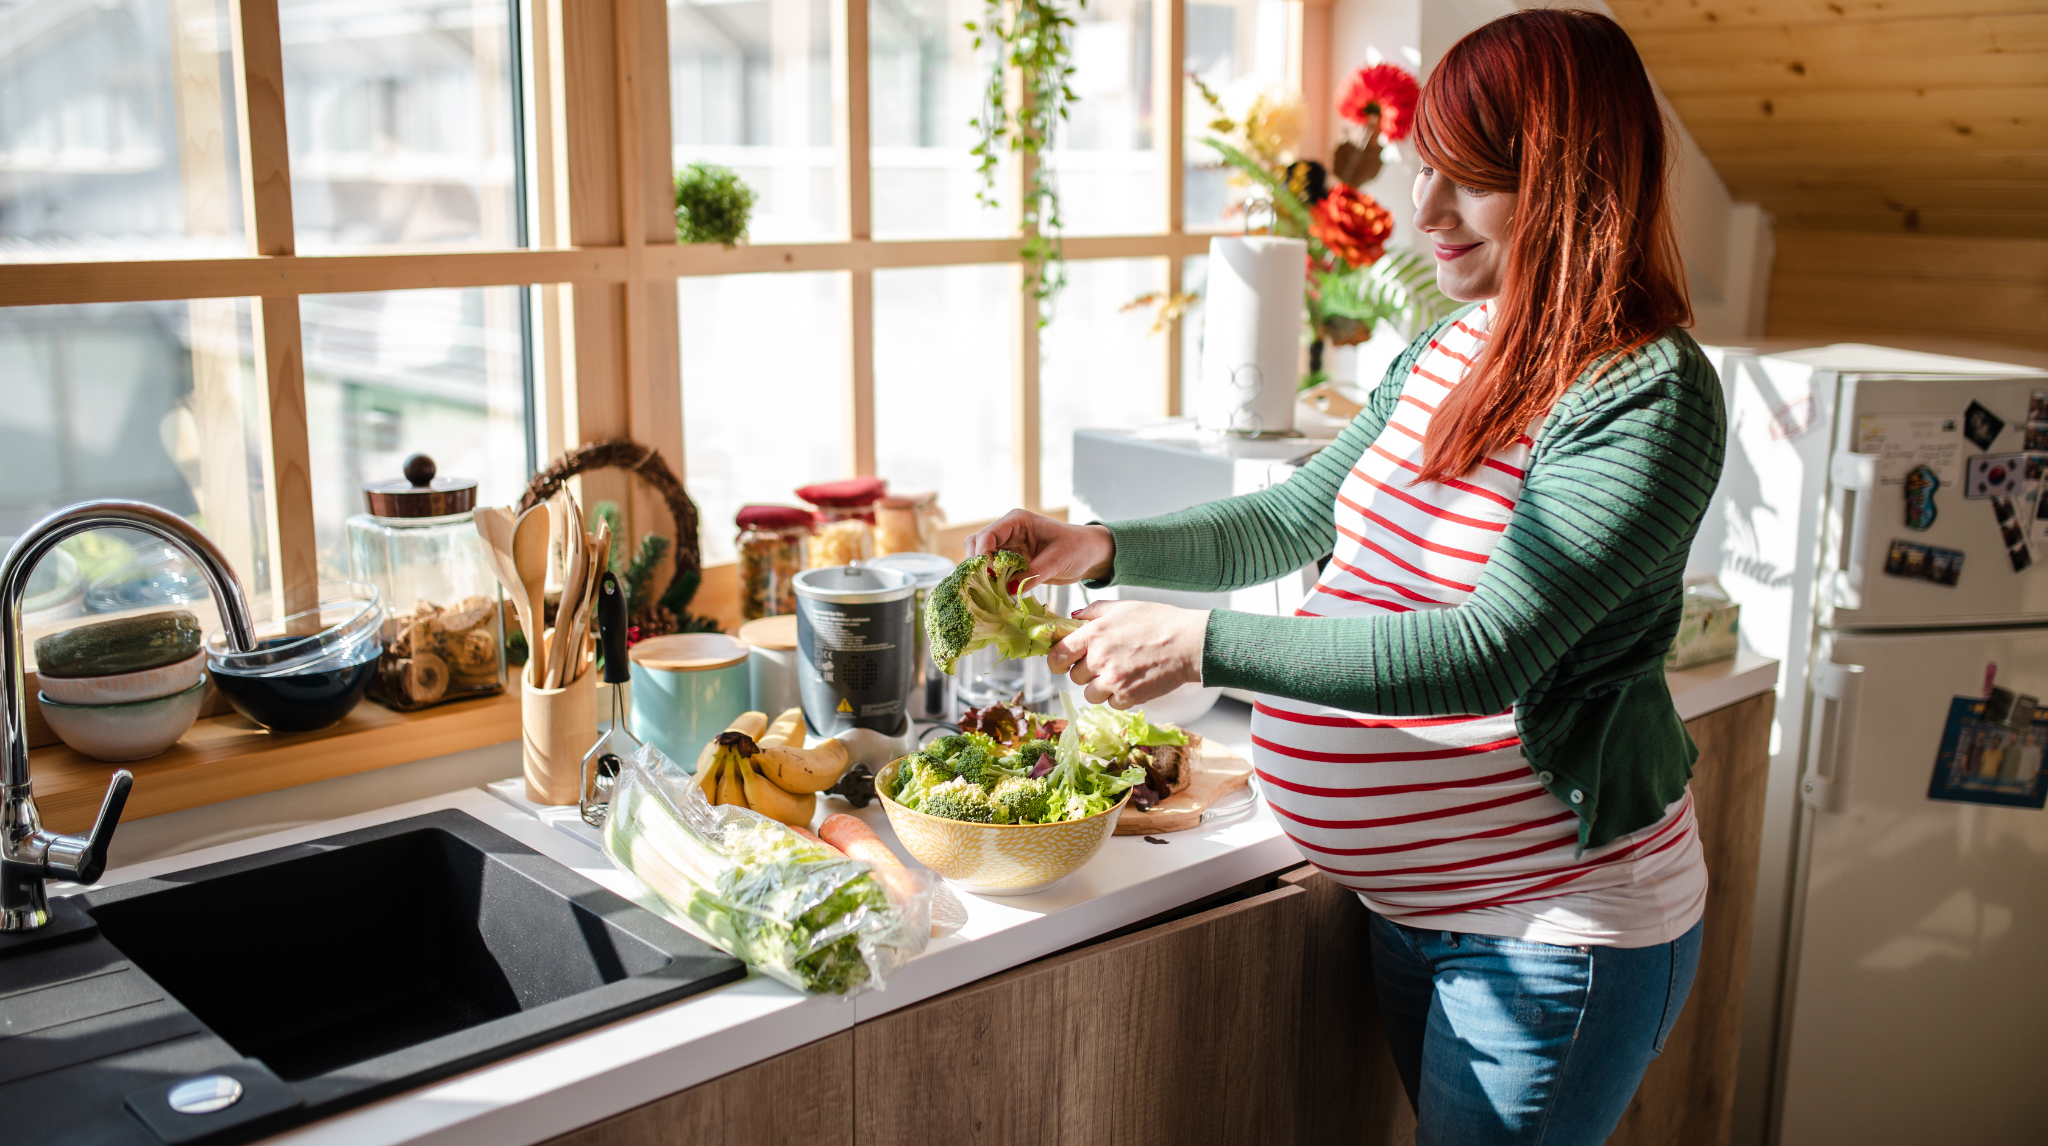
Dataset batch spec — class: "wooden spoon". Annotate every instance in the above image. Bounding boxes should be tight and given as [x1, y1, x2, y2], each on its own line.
[472, 507, 533, 665]
[511, 505, 551, 687]
[562, 521, 610, 684]
[546, 492, 587, 688]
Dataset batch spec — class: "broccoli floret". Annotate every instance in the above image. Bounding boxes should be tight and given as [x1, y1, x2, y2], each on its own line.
[890, 757, 957, 810]
[1001, 738, 1059, 777]
[920, 733, 972, 763]
[949, 735, 1023, 788]
[989, 776, 1052, 824]
[920, 780, 996, 823]
[925, 550, 1084, 675]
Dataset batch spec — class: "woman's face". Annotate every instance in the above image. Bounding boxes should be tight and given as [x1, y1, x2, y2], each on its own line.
[1413, 164, 1517, 301]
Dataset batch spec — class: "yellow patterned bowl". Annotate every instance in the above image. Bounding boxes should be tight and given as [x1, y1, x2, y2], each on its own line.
[875, 758, 1130, 896]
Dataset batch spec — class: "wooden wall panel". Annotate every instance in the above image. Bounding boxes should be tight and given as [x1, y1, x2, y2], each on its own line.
[853, 884, 1308, 1145]
[1766, 231, 2048, 352]
[542, 1033, 853, 1146]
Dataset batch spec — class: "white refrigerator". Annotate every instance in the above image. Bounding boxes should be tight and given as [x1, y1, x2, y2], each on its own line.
[1691, 345, 2048, 1145]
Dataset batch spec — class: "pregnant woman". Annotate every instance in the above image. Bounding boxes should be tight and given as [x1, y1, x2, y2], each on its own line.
[969, 10, 1723, 1143]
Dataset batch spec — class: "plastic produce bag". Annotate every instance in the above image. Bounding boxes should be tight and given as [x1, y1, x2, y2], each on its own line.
[603, 741, 930, 995]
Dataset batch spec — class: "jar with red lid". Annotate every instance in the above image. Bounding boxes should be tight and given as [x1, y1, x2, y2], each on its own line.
[735, 504, 811, 620]
[795, 477, 885, 569]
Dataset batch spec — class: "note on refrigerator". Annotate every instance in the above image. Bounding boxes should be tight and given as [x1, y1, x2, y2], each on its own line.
[1857, 415, 1964, 488]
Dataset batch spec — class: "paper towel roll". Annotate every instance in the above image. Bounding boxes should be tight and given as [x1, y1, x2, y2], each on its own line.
[1198, 235, 1307, 437]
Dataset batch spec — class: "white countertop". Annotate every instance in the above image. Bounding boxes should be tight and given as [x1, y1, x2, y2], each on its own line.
[57, 657, 1779, 1146]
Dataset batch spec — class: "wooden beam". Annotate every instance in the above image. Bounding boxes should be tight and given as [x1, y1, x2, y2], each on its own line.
[837, 0, 876, 477]
[229, 0, 317, 626]
[1621, 14, 2048, 62]
[1642, 52, 2048, 96]
[1669, 86, 2048, 127]
[0, 249, 627, 308]
[1710, 150, 2048, 184]
[1610, 0, 2044, 33]
[1294, 0, 1334, 162]
[1157, 0, 1186, 419]
[1684, 118, 2041, 153]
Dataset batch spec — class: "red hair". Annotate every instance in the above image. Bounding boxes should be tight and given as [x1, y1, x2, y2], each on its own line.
[1409, 9, 1690, 484]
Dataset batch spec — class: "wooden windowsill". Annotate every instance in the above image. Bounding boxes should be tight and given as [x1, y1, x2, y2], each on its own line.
[30, 691, 521, 835]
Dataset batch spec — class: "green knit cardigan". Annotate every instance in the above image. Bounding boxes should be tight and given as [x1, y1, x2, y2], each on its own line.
[1095, 307, 1728, 851]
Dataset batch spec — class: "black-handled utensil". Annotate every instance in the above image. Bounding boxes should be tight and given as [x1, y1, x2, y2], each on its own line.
[582, 571, 639, 827]
[598, 571, 630, 684]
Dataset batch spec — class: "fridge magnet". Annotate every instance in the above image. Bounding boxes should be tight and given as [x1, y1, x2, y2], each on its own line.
[1884, 539, 1964, 586]
[1927, 693, 2047, 809]
[1903, 465, 1939, 530]
[1962, 400, 2006, 451]
[1856, 414, 1962, 488]
[1964, 453, 2024, 500]
[1991, 495, 2032, 571]
[2032, 392, 2048, 422]
[2028, 424, 2048, 452]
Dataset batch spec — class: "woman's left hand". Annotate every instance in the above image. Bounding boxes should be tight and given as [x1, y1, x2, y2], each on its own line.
[1047, 600, 1209, 709]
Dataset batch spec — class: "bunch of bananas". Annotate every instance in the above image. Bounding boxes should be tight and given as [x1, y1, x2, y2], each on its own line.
[695, 707, 850, 827]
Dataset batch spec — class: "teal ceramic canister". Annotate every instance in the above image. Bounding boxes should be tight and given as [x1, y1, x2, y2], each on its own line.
[627, 632, 751, 772]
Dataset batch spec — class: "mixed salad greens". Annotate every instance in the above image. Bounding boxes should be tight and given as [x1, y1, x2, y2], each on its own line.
[925, 550, 1082, 675]
[887, 695, 1191, 824]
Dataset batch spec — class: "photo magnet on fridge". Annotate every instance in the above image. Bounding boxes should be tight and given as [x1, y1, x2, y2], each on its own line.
[1965, 453, 2025, 500]
[1992, 495, 2032, 571]
[1928, 694, 2047, 809]
[1962, 400, 2006, 451]
[1884, 539, 1964, 586]
[2028, 424, 2048, 452]
[2032, 391, 2048, 422]
[1903, 465, 1939, 530]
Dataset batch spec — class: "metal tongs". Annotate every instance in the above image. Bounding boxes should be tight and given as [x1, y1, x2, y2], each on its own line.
[580, 570, 639, 827]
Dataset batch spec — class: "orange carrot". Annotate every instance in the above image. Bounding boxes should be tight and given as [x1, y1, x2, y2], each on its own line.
[791, 825, 838, 854]
[819, 813, 919, 904]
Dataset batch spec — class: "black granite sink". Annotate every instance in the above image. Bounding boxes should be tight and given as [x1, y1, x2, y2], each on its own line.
[0, 808, 743, 1145]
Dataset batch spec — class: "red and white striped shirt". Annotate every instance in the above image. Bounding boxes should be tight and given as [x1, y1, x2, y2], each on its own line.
[1256, 304, 1706, 948]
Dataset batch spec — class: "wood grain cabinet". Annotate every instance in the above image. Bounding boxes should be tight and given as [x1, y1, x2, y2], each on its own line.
[545, 692, 1772, 1146]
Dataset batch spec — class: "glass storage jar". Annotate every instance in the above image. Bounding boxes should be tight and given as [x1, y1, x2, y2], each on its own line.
[346, 453, 506, 710]
[796, 477, 885, 568]
[735, 504, 811, 621]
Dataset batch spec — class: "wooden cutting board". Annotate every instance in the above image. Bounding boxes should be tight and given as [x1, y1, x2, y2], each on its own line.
[1113, 736, 1256, 835]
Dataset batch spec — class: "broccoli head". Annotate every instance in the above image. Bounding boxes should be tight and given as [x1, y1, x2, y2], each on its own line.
[889, 757, 957, 810]
[1001, 738, 1059, 778]
[989, 776, 1052, 824]
[920, 780, 996, 823]
[925, 550, 1084, 675]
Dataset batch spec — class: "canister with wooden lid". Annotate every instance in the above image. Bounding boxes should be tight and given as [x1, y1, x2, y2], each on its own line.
[627, 632, 750, 771]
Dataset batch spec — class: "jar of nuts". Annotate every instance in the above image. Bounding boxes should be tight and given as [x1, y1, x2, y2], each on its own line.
[347, 454, 508, 710]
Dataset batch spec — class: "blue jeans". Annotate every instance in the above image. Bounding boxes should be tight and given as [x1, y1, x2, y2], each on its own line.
[1367, 911, 1703, 1146]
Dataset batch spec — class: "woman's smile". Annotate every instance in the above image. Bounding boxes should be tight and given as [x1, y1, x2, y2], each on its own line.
[1433, 240, 1483, 261]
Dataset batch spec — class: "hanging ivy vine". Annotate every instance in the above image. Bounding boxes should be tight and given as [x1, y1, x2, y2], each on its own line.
[967, 0, 1084, 323]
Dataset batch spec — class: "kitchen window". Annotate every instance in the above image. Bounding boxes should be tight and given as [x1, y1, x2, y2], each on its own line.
[0, 0, 1308, 640]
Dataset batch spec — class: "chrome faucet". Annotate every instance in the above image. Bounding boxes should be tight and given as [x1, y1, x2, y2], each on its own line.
[1, 502, 256, 931]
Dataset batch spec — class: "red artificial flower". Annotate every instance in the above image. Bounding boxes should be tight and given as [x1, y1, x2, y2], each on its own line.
[1337, 63, 1420, 141]
[1310, 185, 1395, 270]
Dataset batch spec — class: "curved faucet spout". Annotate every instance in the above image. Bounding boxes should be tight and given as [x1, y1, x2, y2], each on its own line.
[1, 500, 257, 930]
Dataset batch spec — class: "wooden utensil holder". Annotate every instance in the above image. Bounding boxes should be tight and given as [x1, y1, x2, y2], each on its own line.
[523, 662, 595, 805]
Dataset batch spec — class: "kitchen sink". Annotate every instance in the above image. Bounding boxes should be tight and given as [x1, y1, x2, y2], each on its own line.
[0, 809, 743, 1145]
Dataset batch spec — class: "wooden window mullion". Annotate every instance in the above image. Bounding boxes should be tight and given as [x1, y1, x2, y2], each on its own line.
[837, 0, 876, 478]
[1157, 0, 1187, 418]
[228, 0, 319, 626]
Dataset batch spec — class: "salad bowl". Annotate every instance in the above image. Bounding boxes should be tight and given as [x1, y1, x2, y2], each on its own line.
[874, 757, 1130, 896]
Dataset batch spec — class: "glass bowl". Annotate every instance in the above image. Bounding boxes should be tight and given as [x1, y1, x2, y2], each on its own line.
[205, 582, 384, 677]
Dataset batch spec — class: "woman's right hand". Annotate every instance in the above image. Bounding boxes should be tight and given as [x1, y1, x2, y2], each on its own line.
[965, 510, 1115, 586]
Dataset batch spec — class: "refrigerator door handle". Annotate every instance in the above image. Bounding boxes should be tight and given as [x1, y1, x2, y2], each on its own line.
[1803, 660, 1866, 812]
[1827, 452, 1879, 612]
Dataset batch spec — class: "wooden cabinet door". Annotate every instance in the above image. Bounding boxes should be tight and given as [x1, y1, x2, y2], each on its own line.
[853, 883, 1310, 1146]
[544, 1032, 853, 1146]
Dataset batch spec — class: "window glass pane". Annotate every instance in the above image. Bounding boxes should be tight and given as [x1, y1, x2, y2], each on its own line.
[678, 272, 849, 565]
[281, 0, 521, 253]
[0, 0, 244, 259]
[1184, 0, 1290, 229]
[670, 0, 842, 244]
[0, 300, 270, 609]
[1041, 258, 1162, 510]
[868, 0, 1010, 240]
[1044, 0, 1158, 236]
[301, 287, 528, 578]
[875, 264, 1012, 520]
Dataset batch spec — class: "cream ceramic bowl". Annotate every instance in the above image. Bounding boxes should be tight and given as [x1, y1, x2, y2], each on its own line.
[875, 758, 1130, 896]
[37, 649, 205, 706]
[37, 678, 206, 762]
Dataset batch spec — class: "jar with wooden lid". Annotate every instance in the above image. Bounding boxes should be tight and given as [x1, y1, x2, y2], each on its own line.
[346, 453, 506, 710]
[795, 477, 885, 568]
[876, 489, 943, 556]
[735, 504, 811, 621]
